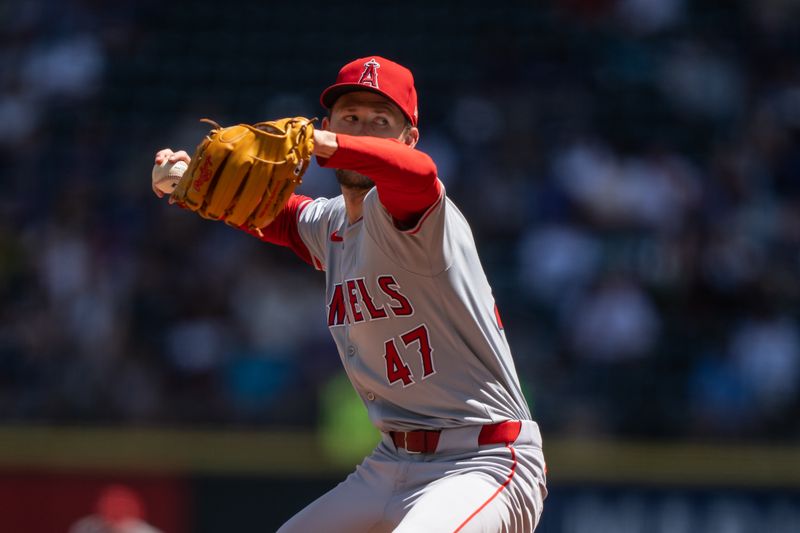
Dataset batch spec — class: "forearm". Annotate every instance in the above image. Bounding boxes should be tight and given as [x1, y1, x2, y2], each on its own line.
[315, 132, 440, 223]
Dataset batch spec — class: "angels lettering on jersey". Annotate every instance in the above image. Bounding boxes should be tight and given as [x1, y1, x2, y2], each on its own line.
[327, 274, 413, 326]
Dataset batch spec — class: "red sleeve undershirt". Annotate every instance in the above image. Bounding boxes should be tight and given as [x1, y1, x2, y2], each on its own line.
[239, 194, 315, 266]
[318, 134, 441, 226]
[239, 134, 440, 264]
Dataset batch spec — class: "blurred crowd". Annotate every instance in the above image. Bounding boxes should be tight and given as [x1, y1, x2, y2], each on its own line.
[1, 0, 798, 441]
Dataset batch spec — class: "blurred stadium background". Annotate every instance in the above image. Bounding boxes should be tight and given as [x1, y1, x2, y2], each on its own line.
[1, 0, 799, 531]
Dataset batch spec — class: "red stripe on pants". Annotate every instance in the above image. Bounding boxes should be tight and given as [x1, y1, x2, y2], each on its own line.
[452, 445, 517, 532]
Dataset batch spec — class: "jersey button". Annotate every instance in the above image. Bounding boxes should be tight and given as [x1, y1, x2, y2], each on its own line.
[366, 392, 375, 401]
[347, 346, 356, 356]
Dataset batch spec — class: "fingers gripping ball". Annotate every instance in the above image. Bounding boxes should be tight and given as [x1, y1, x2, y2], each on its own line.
[152, 160, 188, 194]
[171, 117, 315, 231]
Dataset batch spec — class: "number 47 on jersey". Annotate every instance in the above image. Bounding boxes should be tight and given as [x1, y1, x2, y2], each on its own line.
[384, 324, 435, 387]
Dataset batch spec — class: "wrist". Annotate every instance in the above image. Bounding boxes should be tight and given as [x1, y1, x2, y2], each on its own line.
[313, 129, 338, 158]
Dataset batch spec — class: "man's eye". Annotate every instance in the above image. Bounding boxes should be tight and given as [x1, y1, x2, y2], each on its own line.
[375, 117, 389, 126]
[344, 115, 358, 122]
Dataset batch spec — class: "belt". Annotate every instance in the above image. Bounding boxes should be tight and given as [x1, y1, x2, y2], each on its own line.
[390, 420, 522, 454]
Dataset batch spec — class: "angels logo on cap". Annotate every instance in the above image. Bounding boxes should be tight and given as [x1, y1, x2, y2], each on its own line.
[358, 59, 380, 89]
[320, 55, 419, 126]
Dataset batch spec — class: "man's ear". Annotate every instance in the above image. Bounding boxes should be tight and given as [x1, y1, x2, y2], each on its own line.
[321, 116, 330, 131]
[402, 127, 420, 148]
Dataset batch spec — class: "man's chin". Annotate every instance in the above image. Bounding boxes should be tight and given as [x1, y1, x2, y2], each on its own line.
[336, 169, 374, 190]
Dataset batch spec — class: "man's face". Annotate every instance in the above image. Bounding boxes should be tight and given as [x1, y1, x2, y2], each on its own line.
[323, 91, 416, 190]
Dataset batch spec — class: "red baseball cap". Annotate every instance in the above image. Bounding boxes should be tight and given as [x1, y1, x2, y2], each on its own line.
[320, 56, 419, 126]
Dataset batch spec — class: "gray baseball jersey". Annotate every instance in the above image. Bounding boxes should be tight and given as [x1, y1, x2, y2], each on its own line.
[296, 185, 532, 431]
[278, 184, 547, 533]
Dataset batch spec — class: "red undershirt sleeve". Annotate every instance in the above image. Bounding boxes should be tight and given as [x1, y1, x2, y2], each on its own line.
[238, 194, 314, 265]
[317, 134, 441, 227]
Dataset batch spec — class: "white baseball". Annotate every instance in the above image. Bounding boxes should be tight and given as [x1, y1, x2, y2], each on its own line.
[152, 160, 188, 194]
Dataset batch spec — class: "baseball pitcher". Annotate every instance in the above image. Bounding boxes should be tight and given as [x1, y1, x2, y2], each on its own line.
[154, 56, 547, 532]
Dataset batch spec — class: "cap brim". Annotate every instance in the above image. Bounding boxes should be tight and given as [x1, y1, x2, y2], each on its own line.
[320, 83, 414, 125]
